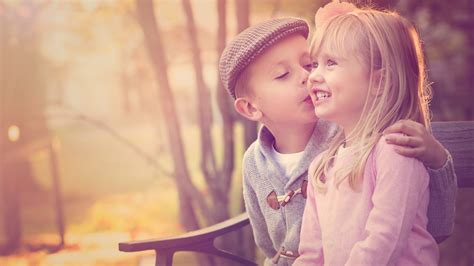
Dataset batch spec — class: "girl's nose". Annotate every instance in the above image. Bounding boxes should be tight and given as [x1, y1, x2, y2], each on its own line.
[308, 69, 324, 84]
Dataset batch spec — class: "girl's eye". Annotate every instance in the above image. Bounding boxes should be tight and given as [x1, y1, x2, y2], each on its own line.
[304, 63, 313, 70]
[312, 62, 319, 69]
[327, 59, 337, 66]
[275, 72, 289, 79]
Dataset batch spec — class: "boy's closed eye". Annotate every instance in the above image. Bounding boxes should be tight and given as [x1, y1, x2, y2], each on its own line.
[275, 72, 289, 80]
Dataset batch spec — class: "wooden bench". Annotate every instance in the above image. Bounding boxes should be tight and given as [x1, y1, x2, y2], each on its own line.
[118, 121, 474, 266]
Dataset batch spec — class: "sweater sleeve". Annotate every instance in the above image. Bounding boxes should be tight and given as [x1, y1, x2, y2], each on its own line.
[294, 162, 324, 266]
[345, 136, 431, 265]
[426, 150, 457, 240]
[242, 165, 277, 260]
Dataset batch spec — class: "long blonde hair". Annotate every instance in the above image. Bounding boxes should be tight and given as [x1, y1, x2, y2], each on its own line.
[310, 8, 432, 192]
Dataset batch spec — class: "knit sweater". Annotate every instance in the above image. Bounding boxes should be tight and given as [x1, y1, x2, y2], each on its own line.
[295, 135, 439, 265]
[242, 120, 456, 265]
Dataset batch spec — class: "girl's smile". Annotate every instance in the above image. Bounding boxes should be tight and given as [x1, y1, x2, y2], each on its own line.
[309, 87, 332, 105]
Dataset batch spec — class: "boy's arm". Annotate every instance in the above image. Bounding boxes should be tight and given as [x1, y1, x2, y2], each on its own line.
[346, 136, 435, 265]
[384, 119, 457, 241]
[242, 171, 277, 260]
[383, 119, 448, 168]
[426, 151, 457, 242]
[293, 175, 324, 266]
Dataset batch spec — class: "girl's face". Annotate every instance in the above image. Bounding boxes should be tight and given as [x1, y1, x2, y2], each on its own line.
[307, 46, 372, 134]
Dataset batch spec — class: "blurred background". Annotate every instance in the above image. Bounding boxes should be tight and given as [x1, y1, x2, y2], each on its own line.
[0, 0, 472, 265]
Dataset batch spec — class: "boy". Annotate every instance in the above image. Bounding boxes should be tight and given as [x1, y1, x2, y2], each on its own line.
[219, 17, 456, 265]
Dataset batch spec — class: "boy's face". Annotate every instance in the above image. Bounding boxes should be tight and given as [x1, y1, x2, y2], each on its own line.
[243, 34, 317, 127]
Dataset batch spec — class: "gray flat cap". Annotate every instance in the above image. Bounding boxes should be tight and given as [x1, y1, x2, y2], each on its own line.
[219, 17, 309, 99]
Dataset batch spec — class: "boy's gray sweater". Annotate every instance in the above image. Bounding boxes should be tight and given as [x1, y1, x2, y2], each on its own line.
[242, 120, 457, 266]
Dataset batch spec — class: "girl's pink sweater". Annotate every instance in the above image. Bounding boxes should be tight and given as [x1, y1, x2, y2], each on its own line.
[294, 135, 439, 266]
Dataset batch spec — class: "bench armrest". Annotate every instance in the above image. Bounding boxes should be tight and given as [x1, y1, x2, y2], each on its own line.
[119, 212, 256, 265]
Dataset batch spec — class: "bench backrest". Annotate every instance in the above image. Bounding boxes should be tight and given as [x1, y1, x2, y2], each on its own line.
[432, 121, 474, 187]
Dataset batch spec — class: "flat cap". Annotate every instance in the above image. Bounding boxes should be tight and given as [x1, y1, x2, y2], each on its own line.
[219, 17, 309, 99]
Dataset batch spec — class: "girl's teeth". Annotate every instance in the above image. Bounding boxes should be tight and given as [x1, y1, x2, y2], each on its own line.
[316, 91, 330, 100]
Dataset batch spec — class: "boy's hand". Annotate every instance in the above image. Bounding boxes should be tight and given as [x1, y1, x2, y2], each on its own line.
[383, 119, 448, 169]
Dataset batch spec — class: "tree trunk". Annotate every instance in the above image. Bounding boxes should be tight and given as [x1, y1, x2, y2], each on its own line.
[214, 0, 235, 219]
[49, 140, 65, 247]
[0, 2, 50, 254]
[183, 0, 235, 263]
[0, 160, 22, 255]
[135, 0, 210, 233]
[235, 0, 257, 262]
[181, 0, 225, 224]
[236, 0, 258, 151]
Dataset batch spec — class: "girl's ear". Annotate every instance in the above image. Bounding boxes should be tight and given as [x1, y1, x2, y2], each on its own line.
[234, 98, 263, 121]
[370, 69, 384, 97]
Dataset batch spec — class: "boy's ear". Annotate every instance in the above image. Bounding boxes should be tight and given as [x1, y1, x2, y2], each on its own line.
[234, 98, 262, 121]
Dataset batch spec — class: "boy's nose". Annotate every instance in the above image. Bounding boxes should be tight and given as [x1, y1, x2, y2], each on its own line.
[301, 75, 307, 86]
[301, 68, 310, 86]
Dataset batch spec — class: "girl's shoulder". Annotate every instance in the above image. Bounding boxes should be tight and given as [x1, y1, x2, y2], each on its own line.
[374, 133, 403, 156]
[373, 133, 426, 170]
[371, 133, 429, 188]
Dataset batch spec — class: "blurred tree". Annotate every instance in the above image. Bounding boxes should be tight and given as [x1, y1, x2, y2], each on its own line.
[0, 0, 52, 254]
[235, 0, 258, 261]
[136, 0, 226, 265]
[136, 0, 203, 235]
[396, 0, 473, 120]
[238, 0, 258, 153]
[182, 0, 233, 263]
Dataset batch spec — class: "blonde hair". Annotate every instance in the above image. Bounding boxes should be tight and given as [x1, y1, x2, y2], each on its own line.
[310, 8, 432, 192]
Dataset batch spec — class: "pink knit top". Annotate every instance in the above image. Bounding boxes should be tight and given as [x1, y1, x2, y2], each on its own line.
[294, 135, 439, 266]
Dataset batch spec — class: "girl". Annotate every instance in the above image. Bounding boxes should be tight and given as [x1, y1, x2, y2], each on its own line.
[295, 2, 439, 265]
